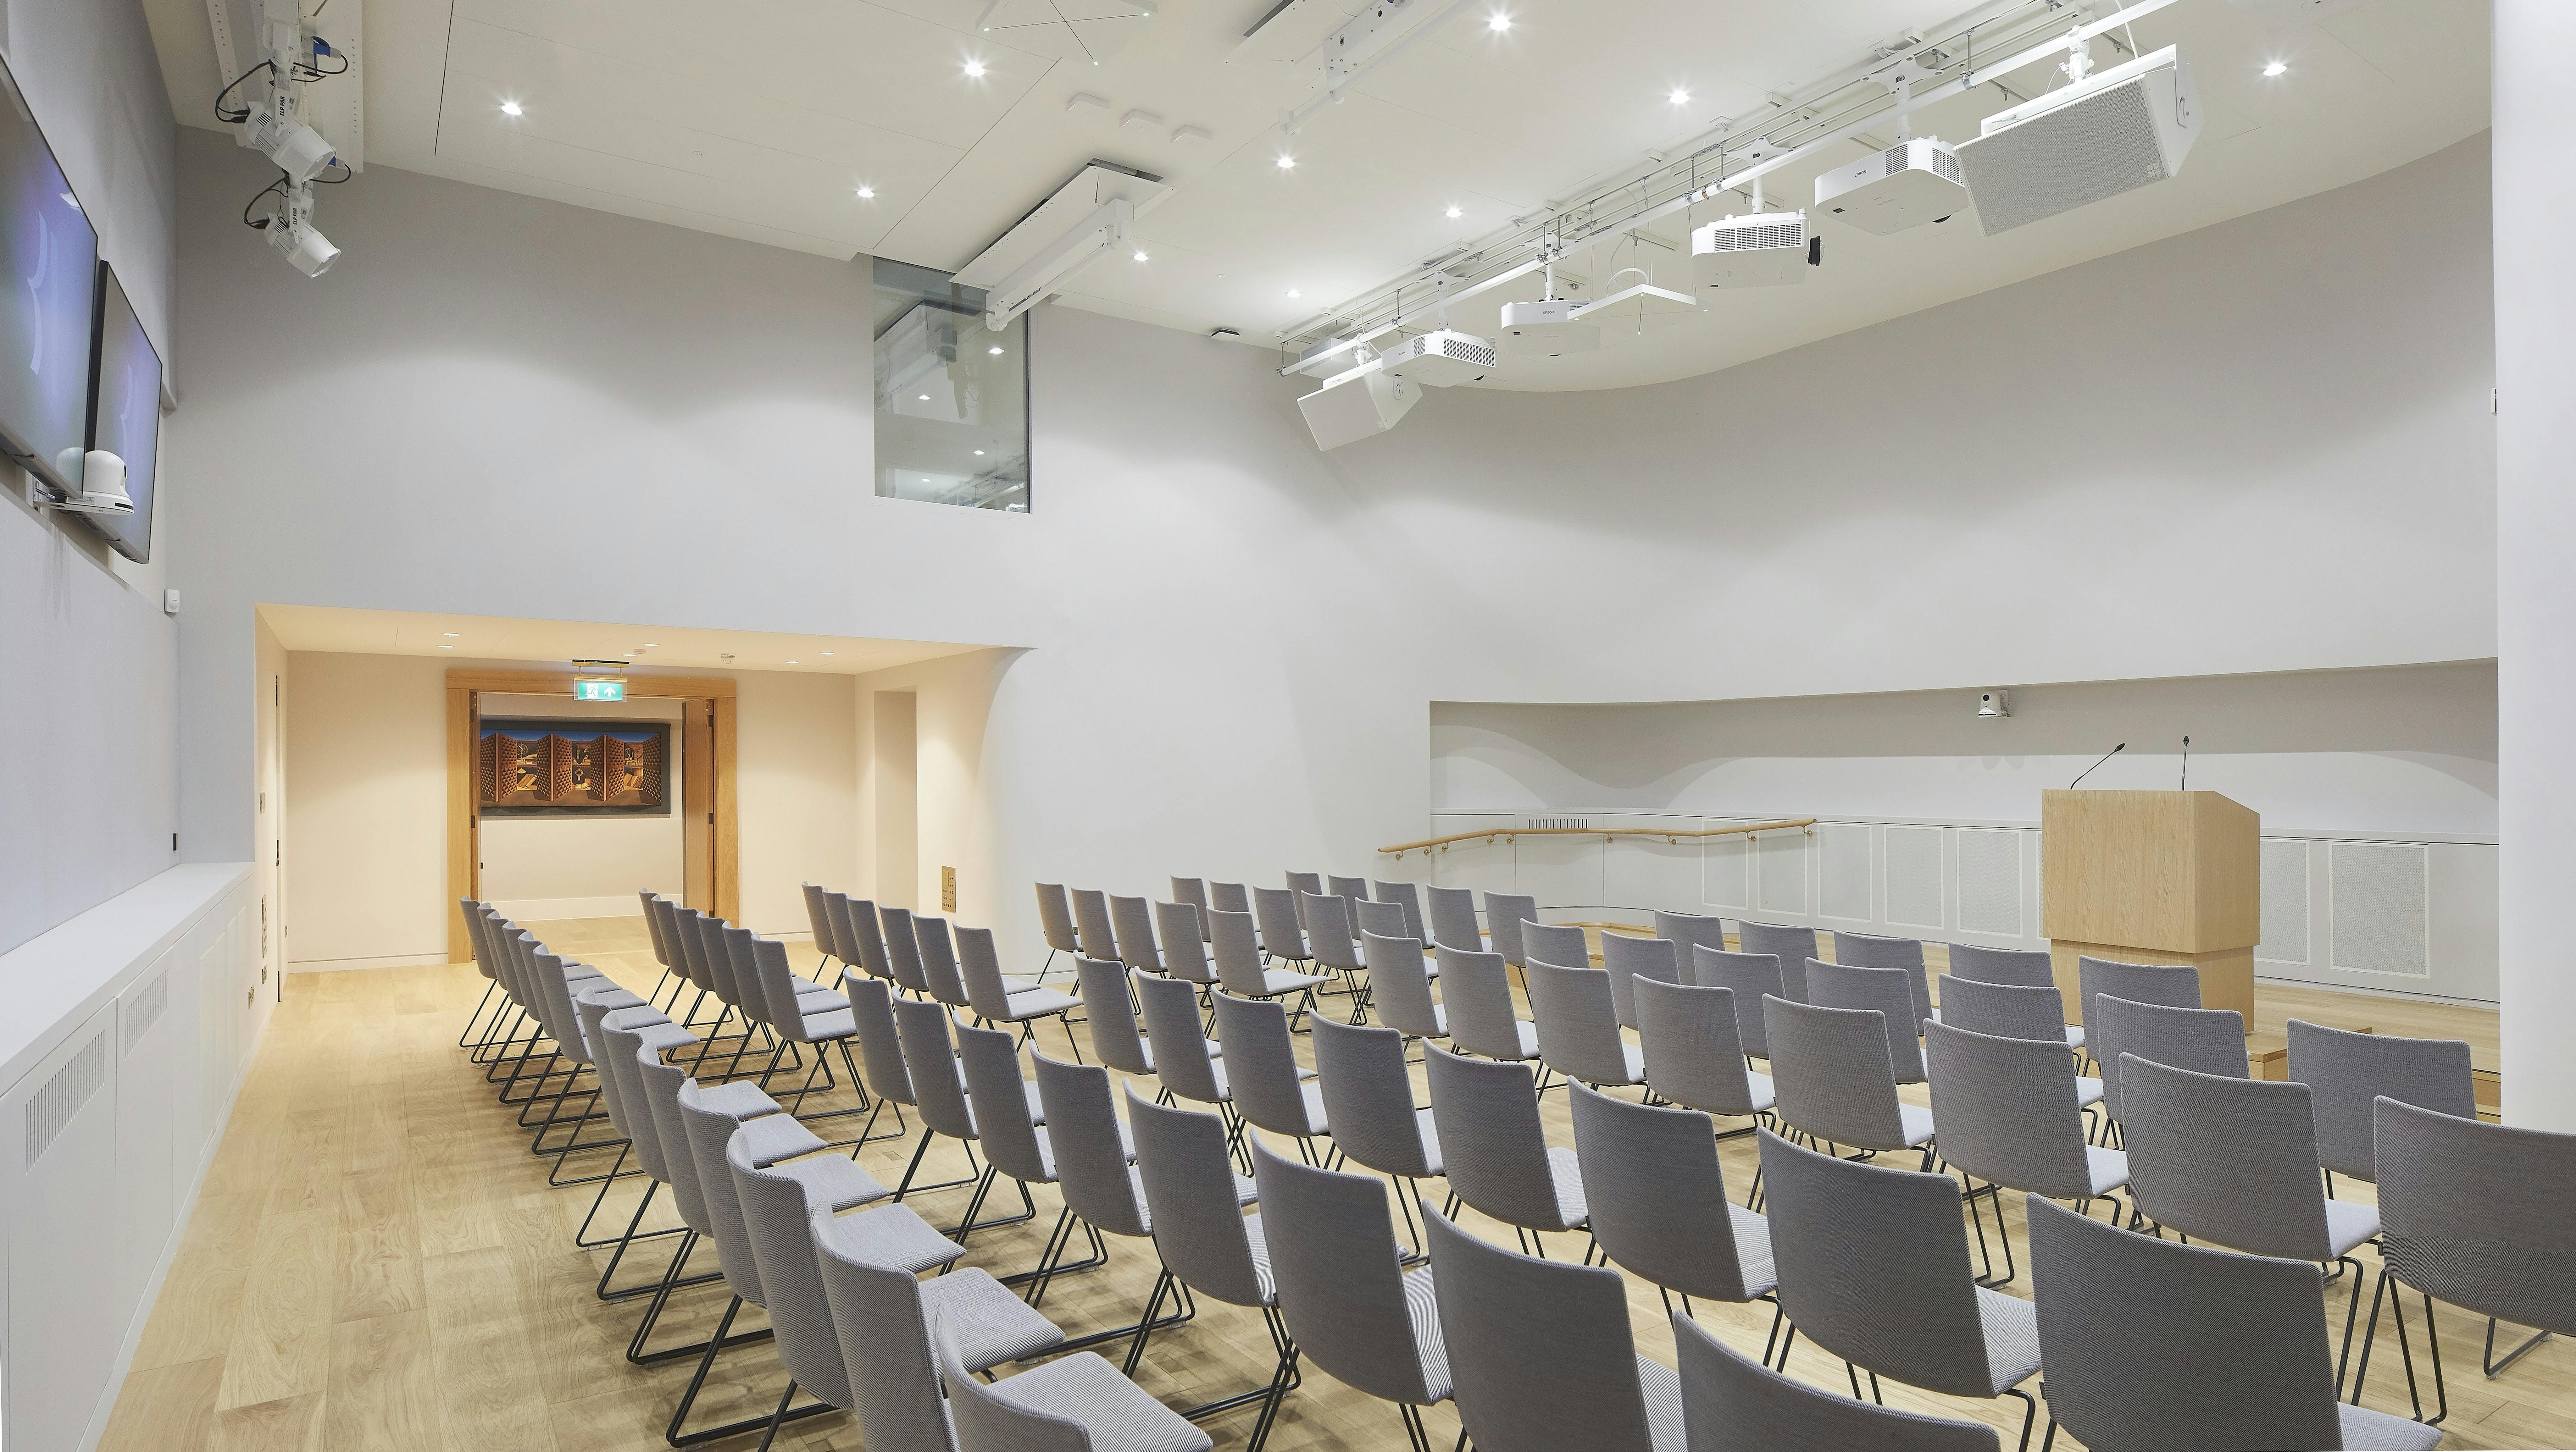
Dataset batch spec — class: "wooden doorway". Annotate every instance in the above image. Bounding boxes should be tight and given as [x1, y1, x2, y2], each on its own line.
[445, 670, 737, 964]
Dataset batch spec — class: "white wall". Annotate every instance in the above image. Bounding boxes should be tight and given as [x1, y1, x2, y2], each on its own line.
[0, 0, 179, 957]
[473, 693, 685, 921]
[736, 669, 861, 932]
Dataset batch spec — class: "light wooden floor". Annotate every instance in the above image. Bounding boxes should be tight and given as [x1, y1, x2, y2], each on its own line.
[98, 917, 2568, 1451]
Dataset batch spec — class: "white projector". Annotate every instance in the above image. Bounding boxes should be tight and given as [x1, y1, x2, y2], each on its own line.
[1380, 329, 1496, 386]
[1955, 45, 2199, 235]
[1498, 299, 1599, 356]
[1690, 211, 1819, 289]
[1814, 138, 1968, 234]
[1298, 369, 1419, 451]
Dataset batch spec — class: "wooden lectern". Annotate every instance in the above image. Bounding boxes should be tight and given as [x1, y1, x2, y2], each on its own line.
[2040, 789, 2259, 1031]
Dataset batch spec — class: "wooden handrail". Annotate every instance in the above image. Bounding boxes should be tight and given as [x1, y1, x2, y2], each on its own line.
[1378, 818, 1818, 857]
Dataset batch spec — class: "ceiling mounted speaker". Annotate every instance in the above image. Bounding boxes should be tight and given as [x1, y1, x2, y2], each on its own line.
[1954, 46, 2199, 235]
[1298, 369, 1418, 450]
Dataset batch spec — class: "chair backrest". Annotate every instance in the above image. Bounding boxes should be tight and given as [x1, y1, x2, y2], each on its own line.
[2026, 1195, 2345, 1452]
[1944, 943, 2053, 988]
[930, 1307, 1080, 1452]
[1309, 1015, 1437, 1179]
[1424, 1200, 1658, 1452]
[694, 914, 741, 1004]
[1302, 891, 1364, 971]
[1935, 974, 2068, 1045]
[913, 915, 972, 1008]
[891, 996, 976, 1142]
[2093, 994, 2245, 1121]
[600, 1009, 692, 1184]
[1633, 977, 1761, 1118]
[640, 892, 674, 970]
[1073, 957, 1151, 1076]
[1207, 908, 1271, 997]
[676, 1078, 781, 1306]
[1069, 889, 1119, 963]
[1154, 901, 1217, 985]
[1923, 1019, 2095, 1200]
[728, 1134, 860, 1408]
[1802, 959, 1926, 1083]
[1285, 870, 1324, 908]
[1674, 1310, 1999, 1452]
[1424, 885, 1483, 952]
[843, 897, 893, 983]
[1522, 958, 1635, 1088]
[1352, 897, 1408, 941]
[954, 926, 1021, 1020]
[1360, 930, 1441, 1040]
[1569, 1082, 1758, 1302]
[667, 905, 711, 989]
[1169, 876, 1212, 923]
[1251, 1139, 1444, 1408]
[1251, 887, 1309, 960]
[1436, 946, 1531, 1063]
[1735, 922, 1817, 979]
[1035, 882, 1080, 955]
[1126, 1085, 1265, 1307]
[1209, 881, 1252, 915]
[635, 1047, 717, 1234]
[2076, 955, 2200, 1058]
[721, 925, 773, 1024]
[842, 972, 917, 1106]
[1688, 946, 1783, 1057]
[1762, 997, 1909, 1151]
[1753, 1129, 1996, 1398]
[1832, 931, 1930, 1029]
[2285, 1019, 2475, 1182]
[802, 883, 840, 963]
[1597, 932, 1678, 1032]
[1652, 910, 1731, 963]
[1328, 874, 1372, 902]
[1109, 895, 1162, 973]
[881, 905, 928, 992]
[1032, 1052, 1149, 1238]
[813, 1214, 965, 1452]
[750, 936, 814, 1039]
[2376, 1099, 2576, 1335]
[1522, 922, 1589, 973]
[1483, 893, 1540, 968]
[1134, 972, 1225, 1105]
[1210, 991, 1318, 1138]
[529, 951, 588, 1059]
[1371, 880, 1429, 942]
[1424, 1046, 1579, 1232]
[2118, 1055, 2330, 1261]
[956, 1022, 1048, 1186]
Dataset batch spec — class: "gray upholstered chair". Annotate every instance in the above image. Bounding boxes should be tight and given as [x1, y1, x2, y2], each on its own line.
[1301, 890, 1370, 1021]
[1077, 957, 1160, 1079]
[959, 924, 1083, 1056]
[1762, 996, 1935, 1162]
[1652, 910, 1730, 963]
[1599, 931, 1679, 1032]
[1831, 930, 1931, 1032]
[1109, 894, 1164, 975]
[1423, 1045, 1586, 1253]
[891, 994, 1032, 1232]
[1124, 1086, 1299, 1444]
[933, 1304, 1213, 1452]
[1482, 892, 1541, 972]
[1522, 921, 1590, 974]
[1251, 1139, 1453, 1449]
[1569, 1081, 1775, 1323]
[1035, 881, 1082, 982]
[1936, 974, 2088, 1068]
[1070, 889, 1121, 965]
[743, 935, 878, 1127]
[1154, 901, 1221, 990]
[1437, 944, 1539, 1066]
[1523, 957, 1648, 1091]
[1308, 1015, 1443, 1254]
[1632, 977, 1773, 1123]
[1422, 1200, 1683, 1452]
[1424, 885, 1484, 952]
[881, 904, 933, 997]
[1170, 877, 1215, 938]
[1688, 946, 1785, 1059]
[1371, 879, 1430, 943]
[1673, 1311, 1999, 1452]
[1030, 1052, 1212, 1348]
[801, 882, 846, 983]
[2076, 955, 2201, 1068]
[1923, 1019, 2127, 1288]
[587, 1006, 704, 1307]
[1212, 990, 1328, 1159]
[628, 1035, 768, 1363]
[1361, 930, 1445, 1042]
[1285, 871, 1324, 919]
[1253, 886, 1314, 970]
[1755, 1129, 2040, 1446]
[955, 1021, 1111, 1294]
[2092, 993, 2245, 1124]
[842, 970, 928, 1152]
[1135, 972, 1234, 1120]
[2027, 1195, 2442, 1452]
[1214, 905, 1324, 1019]
[2285, 1019, 2475, 1185]
[1353, 896, 1409, 942]
[841, 896, 896, 990]
[1944, 942, 2053, 989]
[1802, 959, 1926, 1084]
[2358, 1100, 2576, 1419]
[914, 913, 976, 1012]
[1735, 923, 1817, 989]
[1208, 880, 1253, 917]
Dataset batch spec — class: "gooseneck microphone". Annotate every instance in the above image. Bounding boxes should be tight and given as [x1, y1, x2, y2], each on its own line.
[2069, 743, 2125, 791]
[2181, 736, 2190, 790]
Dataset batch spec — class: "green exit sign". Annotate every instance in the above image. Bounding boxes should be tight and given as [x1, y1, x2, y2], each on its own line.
[574, 679, 625, 702]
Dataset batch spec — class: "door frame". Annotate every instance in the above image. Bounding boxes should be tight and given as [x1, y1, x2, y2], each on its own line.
[446, 670, 737, 964]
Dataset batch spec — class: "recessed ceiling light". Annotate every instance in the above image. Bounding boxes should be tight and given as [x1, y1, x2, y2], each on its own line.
[919, 393, 931, 400]
[1276, 155, 1296, 170]
[856, 185, 875, 199]
[1668, 87, 1690, 105]
[499, 100, 523, 116]
[787, 660, 799, 665]
[973, 449, 986, 455]
[2262, 60, 2288, 76]
[1487, 13, 1511, 31]
[439, 644, 453, 649]
[963, 59, 987, 77]
[1287, 288, 1301, 298]
[988, 346, 1004, 355]
[1133, 249, 1150, 261]
[442, 632, 461, 637]
[642, 643, 658, 648]
[820, 651, 833, 656]
[1445, 204, 1462, 219]
[625, 650, 640, 656]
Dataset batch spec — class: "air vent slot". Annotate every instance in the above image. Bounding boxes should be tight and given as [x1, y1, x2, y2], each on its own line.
[27, 1032, 107, 1168]
[1527, 817, 1590, 830]
[124, 968, 172, 1051]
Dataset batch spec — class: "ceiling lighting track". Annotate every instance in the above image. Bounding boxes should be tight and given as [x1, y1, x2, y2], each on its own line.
[1277, 0, 2180, 376]
[1280, 0, 1480, 135]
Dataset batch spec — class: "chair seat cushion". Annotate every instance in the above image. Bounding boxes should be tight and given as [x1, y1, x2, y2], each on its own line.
[1744, 1070, 1777, 1115]
[1974, 1285, 2044, 1395]
[2324, 1197, 2383, 1258]
[632, 1022, 697, 1059]
[1400, 1266, 1455, 1403]
[980, 1351, 1214, 1452]
[1728, 1202, 1779, 1298]
[792, 979, 842, 1000]
[778, 1151, 896, 1212]
[790, 1008, 858, 1042]
[923, 1267, 1070, 1370]
[1002, 987, 1083, 1019]
[2338, 1402, 2445, 1451]
[1545, 1146, 1589, 1231]
[691, 1079, 785, 1122]
[1898, 1101, 1938, 1148]
[1637, 1351, 1687, 1452]
[2084, 1145, 2130, 1197]
[2076, 1075, 2104, 1109]
[2064, 1024, 2086, 1050]
[1262, 969, 1329, 995]
[824, 1201, 967, 1274]
[735, 1112, 828, 1167]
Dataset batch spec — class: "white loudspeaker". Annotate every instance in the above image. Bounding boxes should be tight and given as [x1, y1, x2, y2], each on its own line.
[1955, 46, 2198, 235]
[1298, 369, 1419, 451]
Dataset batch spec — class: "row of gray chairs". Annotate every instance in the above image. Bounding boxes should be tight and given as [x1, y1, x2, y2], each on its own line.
[805, 883, 1089, 1053]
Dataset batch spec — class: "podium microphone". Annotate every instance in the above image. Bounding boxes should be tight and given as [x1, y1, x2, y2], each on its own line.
[2069, 743, 2125, 791]
[2181, 736, 2190, 790]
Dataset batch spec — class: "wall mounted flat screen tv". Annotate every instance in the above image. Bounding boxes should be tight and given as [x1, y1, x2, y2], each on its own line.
[0, 49, 97, 494]
[86, 262, 161, 561]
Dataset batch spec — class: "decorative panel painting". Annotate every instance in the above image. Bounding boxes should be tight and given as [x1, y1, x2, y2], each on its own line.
[477, 720, 669, 816]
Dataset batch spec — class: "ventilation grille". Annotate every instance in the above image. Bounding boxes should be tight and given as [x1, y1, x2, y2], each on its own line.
[27, 1032, 107, 1168]
[1703, 216, 1808, 253]
[124, 968, 172, 1051]
[1434, 336, 1498, 367]
[1527, 818, 1590, 830]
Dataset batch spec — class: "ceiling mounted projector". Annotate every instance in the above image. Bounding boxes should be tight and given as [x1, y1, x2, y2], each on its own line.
[1954, 45, 2198, 235]
[1380, 329, 1496, 386]
[1815, 137, 1968, 234]
[1691, 211, 1819, 289]
[1298, 369, 1418, 451]
[1499, 298, 1600, 356]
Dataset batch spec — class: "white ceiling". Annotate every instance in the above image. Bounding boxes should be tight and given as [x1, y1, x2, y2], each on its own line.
[257, 604, 989, 674]
[140, 0, 2489, 391]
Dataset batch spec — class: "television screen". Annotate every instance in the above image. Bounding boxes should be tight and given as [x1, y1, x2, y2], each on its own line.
[86, 261, 160, 561]
[0, 50, 96, 494]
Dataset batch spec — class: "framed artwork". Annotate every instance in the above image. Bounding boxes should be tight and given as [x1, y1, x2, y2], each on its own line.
[477, 718, 670, 817]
